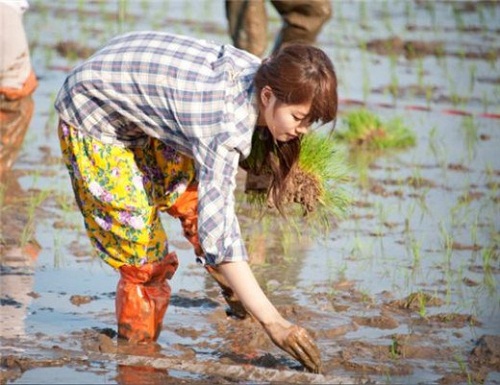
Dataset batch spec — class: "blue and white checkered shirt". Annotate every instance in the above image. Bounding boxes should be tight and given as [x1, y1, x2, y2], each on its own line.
[55, 31, 261, 266]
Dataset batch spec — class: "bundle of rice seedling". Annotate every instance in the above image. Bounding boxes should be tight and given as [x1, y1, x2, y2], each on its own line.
[336, 108, 416, 150]
[241, 130, 352, 233]
[283, 132, 351, 219]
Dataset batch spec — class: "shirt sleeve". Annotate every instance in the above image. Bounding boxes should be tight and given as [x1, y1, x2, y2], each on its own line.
[192, 137, 248, 266]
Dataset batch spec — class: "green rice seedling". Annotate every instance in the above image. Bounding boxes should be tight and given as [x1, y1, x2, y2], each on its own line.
[415, 187, 431, 220]
[416, 58, 425, 89]
[452, 6, 465, 32]
[44, 92, 58, 135]
[423, 2, 437, 31]
[461, 116, 478, 161]
[383, 372, 393, 385]
[375, 201, 389, 249]
[470, 214, 479, 250]
[485, 164, 498, 201]
[456, 357, 474, 385]
[439, 222, 455, 305]
[382, 1, 393, 33]
[20, 190, 50, 247]
[427, 126, 447, 168]
[359, 2, 368, 28]
[389, 55, 399, 102]
[350, 233, 364, 259]
[54, 191, 77, 213]
[389, 336, 401, 360]
[469, 63, 477, 93]
[336, 109, 416, 150]
[404, 2, 414, 24]
[361, 43, 370, 103]
[482, 245, 496, 274]
[447, 75, 464, 108]
[449, 91, 465, 109]
[477, 3, 486, 29]
[483, 263, 497, 297]
[410, 237, 422, 271]
[439, 221, 453, 268]
[359, 287, 373, 305]
[417, 290, 427, 318]
[336, 261, 348, 283]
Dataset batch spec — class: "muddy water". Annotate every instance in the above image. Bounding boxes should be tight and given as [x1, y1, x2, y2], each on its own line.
[1, 1, 499, 384]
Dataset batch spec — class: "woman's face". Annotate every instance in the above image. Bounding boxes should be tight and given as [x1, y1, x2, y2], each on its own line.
[259, 86, 312, 142]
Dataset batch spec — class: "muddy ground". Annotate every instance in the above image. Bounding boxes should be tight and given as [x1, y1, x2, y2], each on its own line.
[1, 1, 499, 384]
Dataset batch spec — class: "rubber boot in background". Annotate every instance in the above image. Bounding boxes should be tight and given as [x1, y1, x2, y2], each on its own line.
[116, 252, 179, 343]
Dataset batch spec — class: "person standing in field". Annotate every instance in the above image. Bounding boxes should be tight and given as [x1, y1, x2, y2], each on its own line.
[54, 31, 337, 373]
[225, 0, 332, 58]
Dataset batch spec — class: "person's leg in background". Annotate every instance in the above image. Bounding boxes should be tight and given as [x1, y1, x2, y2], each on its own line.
[270, 0, 332, 53]
[225, 0, 269, 57]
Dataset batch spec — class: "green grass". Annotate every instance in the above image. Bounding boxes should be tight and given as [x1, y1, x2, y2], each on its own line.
[241, 131, 352, 237]
[297, 132, 352, 222]
[336, 109, 417, 150]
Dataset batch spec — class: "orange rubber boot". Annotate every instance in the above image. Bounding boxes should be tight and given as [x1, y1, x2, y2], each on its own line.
[116, 252, 179, 343]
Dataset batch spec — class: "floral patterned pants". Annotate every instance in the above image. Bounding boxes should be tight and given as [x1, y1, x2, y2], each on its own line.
[58, 121, 196, 269]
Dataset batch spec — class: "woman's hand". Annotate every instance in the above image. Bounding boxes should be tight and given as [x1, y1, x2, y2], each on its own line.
[217, 261, 322, 373]
[264, 322, 322, 373]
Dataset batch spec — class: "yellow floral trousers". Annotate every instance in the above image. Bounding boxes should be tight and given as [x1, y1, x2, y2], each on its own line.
[58, 121, 196, 269]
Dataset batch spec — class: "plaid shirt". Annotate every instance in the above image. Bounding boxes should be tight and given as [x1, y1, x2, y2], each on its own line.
[55, 31, 261, 266]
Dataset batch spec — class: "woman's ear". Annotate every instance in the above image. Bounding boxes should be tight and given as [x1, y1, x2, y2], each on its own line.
[260, 86, 273, 107]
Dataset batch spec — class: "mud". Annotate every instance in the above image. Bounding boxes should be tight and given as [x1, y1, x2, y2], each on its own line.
[282, 167, 322, 214]
[365, 36, 500, 61]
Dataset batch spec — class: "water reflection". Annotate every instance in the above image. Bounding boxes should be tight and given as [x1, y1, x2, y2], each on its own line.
[115, 342, 169, 385]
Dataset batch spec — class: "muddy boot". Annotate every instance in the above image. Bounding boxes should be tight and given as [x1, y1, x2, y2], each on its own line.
[116, 252, 178, 343]
[205, 265, 249, 320]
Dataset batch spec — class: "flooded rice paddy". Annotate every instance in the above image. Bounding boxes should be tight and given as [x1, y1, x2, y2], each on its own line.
[1, 1, 499, 384]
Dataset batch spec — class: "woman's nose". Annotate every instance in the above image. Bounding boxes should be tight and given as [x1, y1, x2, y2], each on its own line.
[296, 124, 309, 135]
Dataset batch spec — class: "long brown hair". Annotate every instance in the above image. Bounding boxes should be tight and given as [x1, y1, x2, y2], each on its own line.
[244, 44, 338, 213]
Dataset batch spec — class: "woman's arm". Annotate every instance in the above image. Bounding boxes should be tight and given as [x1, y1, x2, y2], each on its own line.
[218, 260, 322, 373]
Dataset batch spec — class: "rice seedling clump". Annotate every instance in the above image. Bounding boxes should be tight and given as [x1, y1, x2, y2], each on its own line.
[336, 108, 416, 150]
